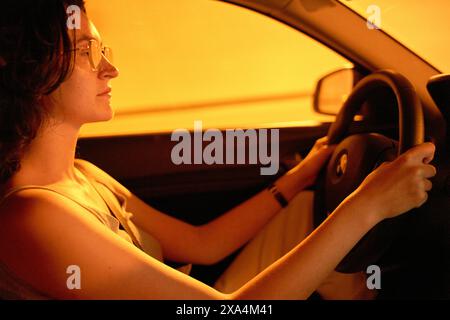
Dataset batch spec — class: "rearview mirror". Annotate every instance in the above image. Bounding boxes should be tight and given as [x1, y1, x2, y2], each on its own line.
[313, 68, 364, 115]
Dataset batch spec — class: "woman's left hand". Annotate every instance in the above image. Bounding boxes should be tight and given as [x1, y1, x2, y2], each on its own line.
[292, 136, 336, 188]
[276, 136, 336, 200]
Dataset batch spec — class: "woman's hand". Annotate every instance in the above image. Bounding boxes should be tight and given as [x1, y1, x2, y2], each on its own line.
[351, 142, 436, 222]
[293, 136, 336, 188]
[276, 137, 336, 200]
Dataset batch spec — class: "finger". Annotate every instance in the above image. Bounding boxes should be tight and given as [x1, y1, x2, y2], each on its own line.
[314, 144, 335, 161]
[416, 191, 428, 208]
[421, 142, 436, 164]
[423, 179, 433, 192]
[402, 142, 436, 163]
[423, 153, 435, 164]
[422, 164, 437, 178]
[319, 137, 338, 150]
[315, 136, 329, 147]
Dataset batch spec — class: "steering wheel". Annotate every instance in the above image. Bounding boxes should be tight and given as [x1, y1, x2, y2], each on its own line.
[313, 69, 424, 273]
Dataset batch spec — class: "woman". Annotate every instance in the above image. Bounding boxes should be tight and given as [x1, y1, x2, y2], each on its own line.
[0, 1, 436, 299]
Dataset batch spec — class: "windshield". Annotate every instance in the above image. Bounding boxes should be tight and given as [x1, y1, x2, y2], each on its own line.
[339, 0, 450, 73]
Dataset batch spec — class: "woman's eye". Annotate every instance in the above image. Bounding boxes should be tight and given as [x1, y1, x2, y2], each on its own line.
[76, 48, 89, 56]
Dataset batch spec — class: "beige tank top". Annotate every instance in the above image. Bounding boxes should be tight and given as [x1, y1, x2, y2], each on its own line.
[0, 159, 191, 299]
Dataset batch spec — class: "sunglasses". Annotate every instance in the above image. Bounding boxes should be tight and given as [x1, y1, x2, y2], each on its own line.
[75, 39, 113, 71]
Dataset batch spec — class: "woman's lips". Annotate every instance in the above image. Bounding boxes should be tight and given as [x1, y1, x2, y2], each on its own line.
[98, 88, 112, 96]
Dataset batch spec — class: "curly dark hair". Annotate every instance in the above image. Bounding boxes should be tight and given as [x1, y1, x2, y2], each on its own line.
[0, 0, 86, 183]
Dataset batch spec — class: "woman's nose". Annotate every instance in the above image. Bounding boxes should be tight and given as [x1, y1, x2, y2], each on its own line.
[99, 58, 119, 79]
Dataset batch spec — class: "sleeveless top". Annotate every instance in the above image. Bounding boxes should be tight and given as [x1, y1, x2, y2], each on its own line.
[0, 159, 191, 299]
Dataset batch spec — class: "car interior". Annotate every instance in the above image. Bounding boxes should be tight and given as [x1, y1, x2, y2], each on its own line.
[74, 0, 449, 299]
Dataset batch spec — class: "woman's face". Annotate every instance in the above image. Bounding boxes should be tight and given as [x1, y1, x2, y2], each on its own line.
[46, 13, 119, 127]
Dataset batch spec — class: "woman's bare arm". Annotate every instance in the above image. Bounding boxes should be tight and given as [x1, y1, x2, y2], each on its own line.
[126, 178, 303, 265]
[0, 143, 435, 299]
[0, 189, 223, 299]
[231, 143, 437, 299]
[0, 186, 369, 300]
[90, 138, 335, 265]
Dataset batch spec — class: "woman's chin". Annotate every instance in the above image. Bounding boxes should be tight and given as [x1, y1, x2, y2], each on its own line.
[100, 102, 115, 119]
[88, 107, 114, 123]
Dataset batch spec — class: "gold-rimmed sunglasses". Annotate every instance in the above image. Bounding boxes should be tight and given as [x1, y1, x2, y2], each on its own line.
[75, 39, 113, 71]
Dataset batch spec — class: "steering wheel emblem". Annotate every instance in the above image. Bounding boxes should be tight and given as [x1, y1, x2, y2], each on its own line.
[336, 153, 348, 177]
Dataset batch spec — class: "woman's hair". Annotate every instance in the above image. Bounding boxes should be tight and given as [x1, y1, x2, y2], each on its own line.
[0, 0, 86, 183]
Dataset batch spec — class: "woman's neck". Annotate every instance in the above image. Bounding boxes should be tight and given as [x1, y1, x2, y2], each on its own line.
[11, 121, 81, 186]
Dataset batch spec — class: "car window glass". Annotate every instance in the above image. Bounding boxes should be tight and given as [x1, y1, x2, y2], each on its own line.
[81, 0, 352, 137]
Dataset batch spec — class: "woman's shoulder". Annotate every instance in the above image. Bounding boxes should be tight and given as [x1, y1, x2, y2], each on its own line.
[0, 188, 92, 262]
[74, 159, 113, 184]
[0, 160, 131, 228]
[0, 186, 78, 220]
[0, 184, 62, 216]
[74, 159, 131, 198]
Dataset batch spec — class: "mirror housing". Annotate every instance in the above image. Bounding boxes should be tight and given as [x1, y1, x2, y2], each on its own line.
[313, 67, 364, 115]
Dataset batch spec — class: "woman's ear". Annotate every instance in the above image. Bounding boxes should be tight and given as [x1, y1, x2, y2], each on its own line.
[0, 56, 6, 68]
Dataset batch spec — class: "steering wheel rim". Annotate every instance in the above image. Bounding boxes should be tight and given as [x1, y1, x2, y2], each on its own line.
[314, 69, 424, 273]
[327, 70, 424, 151]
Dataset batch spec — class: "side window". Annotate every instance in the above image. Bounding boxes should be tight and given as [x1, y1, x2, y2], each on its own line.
[81, 0, 352, 137]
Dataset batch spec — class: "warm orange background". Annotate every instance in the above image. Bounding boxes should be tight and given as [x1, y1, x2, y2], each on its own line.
[80, 0, 350, 137]
[341, 0, 450, 73]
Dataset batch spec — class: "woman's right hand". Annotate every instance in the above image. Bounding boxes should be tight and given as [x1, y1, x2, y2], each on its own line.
[352, 142, 437, 222]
